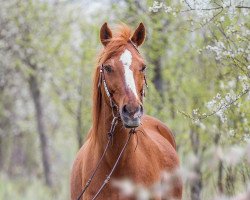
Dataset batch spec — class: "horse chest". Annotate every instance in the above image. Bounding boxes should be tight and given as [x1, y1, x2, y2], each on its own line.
[112, 147, 163, 185]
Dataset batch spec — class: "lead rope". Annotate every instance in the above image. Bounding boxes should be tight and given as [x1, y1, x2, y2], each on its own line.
[91, 128, 135, 200]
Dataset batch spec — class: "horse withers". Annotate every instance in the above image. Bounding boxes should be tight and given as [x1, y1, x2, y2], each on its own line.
[70, 23, 182, 200]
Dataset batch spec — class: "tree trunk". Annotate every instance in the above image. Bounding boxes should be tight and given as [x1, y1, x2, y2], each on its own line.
[217, 161, 224, 193]
[214, 121, 223, 193]
[168, 91, 176, 119]
[152, 58, 163, 94]
[76, 93, 83, 149]
[0, 86, 4, 170]
[190, 127, 202, 200]
[225, 167, 235, 196]
[191, 165, 202, 200]
[76, 103, 83, 149]
[28, 74, 52, 186]
[0, 137, 3, 170]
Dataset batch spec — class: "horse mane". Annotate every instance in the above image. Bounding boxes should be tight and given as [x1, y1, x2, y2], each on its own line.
[91, 24, 132, 139]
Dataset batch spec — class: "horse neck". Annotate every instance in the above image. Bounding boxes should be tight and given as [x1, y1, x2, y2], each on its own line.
[94, 95, 136, 164]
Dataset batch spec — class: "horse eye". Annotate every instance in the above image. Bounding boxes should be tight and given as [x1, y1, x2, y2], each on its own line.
[140, 65, 147, 73]
[104, 65, 113, 73]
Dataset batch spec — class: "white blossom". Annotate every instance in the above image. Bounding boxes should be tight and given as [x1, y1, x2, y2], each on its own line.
[219, 16, 225, 22]
[149, 1, 164, 13]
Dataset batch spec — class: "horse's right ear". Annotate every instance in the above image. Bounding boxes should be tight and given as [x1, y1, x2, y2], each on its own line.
[100, 22, 112, 46]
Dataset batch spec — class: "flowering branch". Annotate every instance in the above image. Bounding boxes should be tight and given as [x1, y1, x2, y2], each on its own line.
[183, 0, 250, 12]
[178, 88, 250, 122]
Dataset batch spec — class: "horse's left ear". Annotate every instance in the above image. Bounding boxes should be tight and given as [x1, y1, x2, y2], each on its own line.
[131, 23, 146, 46]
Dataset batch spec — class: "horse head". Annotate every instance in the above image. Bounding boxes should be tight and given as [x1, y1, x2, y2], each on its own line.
[99, 23, 146, 128]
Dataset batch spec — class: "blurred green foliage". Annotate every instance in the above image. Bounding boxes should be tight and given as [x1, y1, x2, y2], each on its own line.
[0, 0, 249, 199]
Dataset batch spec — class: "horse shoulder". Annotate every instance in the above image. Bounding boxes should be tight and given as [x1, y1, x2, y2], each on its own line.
[142, 115, 176, 150]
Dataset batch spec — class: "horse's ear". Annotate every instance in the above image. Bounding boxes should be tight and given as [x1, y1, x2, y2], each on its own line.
[100, 22, 112, 46]
[131, 23, 146, 46]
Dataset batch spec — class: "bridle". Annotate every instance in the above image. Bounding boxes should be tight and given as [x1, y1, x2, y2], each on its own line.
[76, 41, 147, 200]
[98, 64, 119, 118]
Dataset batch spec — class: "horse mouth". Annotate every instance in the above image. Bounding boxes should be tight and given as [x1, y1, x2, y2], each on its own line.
[121, 116, 141, 128]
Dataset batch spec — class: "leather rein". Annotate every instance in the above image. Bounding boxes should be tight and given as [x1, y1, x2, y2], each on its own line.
[77, 41, 147, 200]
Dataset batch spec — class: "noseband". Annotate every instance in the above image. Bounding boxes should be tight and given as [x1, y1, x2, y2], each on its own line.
[76, 41, 147, 200]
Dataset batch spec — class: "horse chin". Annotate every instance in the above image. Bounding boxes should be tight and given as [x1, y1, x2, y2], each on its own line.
[121, 117, 141, 128]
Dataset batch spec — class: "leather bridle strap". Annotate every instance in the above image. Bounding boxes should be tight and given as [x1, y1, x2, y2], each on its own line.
[129, 40, 148, 98]
[98, 64, 119, 118]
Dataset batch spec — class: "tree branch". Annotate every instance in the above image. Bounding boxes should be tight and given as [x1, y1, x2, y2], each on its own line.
[178, 89, 250, 121]
[182, 1, 250, 12]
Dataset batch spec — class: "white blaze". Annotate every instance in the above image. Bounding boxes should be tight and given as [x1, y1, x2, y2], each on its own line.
[119, 49, 138, 98]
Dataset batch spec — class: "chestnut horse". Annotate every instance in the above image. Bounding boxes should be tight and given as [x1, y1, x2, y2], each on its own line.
[70, 23, 182, 200]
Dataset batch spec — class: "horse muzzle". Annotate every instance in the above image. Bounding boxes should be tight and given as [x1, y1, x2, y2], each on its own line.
[120, 104, 143, 128]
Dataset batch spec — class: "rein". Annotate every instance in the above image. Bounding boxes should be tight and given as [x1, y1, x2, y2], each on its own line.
[76, 117, 118, 200]
[92, 128, 135, 200]
[77, 42, 146, 200]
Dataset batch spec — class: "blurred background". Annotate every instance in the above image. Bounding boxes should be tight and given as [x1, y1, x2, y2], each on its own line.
[0, 0, 249, 199]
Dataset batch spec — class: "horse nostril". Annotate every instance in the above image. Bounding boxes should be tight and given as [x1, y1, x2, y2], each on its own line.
[122, 104, 143, 117]
[122, 105, 129, 115]
[140, 105, 143, 113]
[134, 106, 140, 113]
